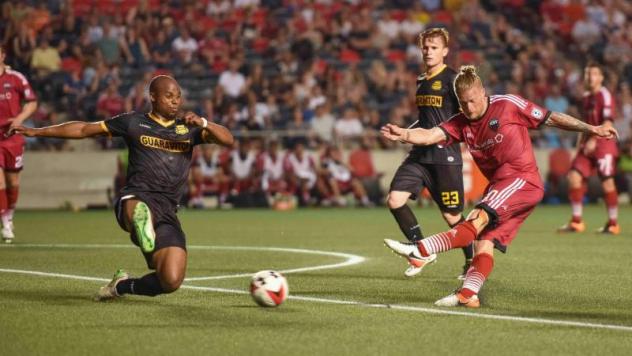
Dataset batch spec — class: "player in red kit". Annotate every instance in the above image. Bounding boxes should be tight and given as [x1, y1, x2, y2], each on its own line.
[0, 46, 37, 243]
[558, 63, 621, 234]
[381, 66, 617, 308]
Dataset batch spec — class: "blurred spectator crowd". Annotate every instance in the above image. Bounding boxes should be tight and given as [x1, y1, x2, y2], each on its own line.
[1, 0, 632, 206]
[1, 0, 631, 151]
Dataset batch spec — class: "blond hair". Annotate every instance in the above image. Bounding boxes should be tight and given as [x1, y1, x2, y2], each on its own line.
[454, 65, 483, 93]
[418, 28, 449, 47]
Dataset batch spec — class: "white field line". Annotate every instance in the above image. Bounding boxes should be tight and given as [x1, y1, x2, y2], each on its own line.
[2, 268, 632, 333]
[2, 244, 632, 332]
[184, 246, 366, 281]
[0, 244, 366, 281]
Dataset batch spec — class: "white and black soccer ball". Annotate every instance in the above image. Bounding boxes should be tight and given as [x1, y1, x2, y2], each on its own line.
[249, 270, 289, 307]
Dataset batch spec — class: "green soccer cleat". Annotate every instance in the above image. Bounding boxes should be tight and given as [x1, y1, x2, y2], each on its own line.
[133, 202, 155, 253]
[94, 269, 129, 301]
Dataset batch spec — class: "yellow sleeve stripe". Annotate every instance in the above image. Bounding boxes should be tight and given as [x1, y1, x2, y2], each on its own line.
[99, 121, 111, 137]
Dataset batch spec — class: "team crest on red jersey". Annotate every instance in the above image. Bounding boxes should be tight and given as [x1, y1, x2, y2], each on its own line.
[489, 119, 499, 131]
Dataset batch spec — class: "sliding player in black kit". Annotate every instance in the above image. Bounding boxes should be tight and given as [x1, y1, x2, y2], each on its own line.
[386, 28, 473, 278]
[11, 75, 234, 300]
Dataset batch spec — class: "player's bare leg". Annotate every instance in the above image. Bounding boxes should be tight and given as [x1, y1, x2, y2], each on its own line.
[597, 177, 620, 234]
[96, 200, 185, 301]
[558, 170, 586, 233]
[152, 247, 187, 293]
[442, 211, 472, 280]
[0, 169, 11, 243]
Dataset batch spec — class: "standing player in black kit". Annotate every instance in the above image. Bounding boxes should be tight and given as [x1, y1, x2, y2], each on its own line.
[12, 75, 234, 300]
[387, 28, 473, 278]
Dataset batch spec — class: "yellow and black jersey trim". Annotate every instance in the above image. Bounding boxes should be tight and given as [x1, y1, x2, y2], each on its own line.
[147, 112, 175, 127]
[418, 64, 447, 82]
[98, 121, 111, 138]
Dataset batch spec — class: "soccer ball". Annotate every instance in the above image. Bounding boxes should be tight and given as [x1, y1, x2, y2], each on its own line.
[249, 270, 289, 307]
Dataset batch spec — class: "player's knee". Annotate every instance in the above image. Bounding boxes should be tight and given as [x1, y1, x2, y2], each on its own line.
[466, 208, 490, 231]
[602, 178, 616, 192]
[473, 240, 494, 256]
[159, 272, 184, 293]
[386, 193, 406, 209]
[442, 211, 462, 226]
[567, 171, 582, 186]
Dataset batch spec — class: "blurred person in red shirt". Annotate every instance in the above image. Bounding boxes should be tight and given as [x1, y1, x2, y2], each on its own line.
[97, 81, 125, 120]
[0, 46, 37, 243]
[349, 134, 383, 205]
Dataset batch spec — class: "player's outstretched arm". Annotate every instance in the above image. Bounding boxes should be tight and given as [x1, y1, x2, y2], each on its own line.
[10, 121, 107, 139]
[182, 112, 234, 146]
[545, 112, 618, 139]
[380, 123, 446, 146]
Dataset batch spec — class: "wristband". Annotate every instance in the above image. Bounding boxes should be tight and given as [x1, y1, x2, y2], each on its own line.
[200, 117, 208, 128]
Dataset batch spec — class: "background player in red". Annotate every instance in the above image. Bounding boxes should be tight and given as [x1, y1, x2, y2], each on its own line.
[382, 66, 617, 308]
[558, 63, 620, 234]
[0, 46, 37, 243]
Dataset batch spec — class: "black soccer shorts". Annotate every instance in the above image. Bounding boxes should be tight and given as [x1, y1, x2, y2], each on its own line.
[114, 192, 187, 269]
[389, 160, 464, 213]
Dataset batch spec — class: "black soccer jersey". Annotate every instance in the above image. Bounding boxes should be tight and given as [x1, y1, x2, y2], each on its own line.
[102, 111, 205, 205]
[410, 65, 462, 165]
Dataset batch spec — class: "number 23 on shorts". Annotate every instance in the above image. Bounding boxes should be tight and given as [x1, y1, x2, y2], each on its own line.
[441, 191, 459, 206]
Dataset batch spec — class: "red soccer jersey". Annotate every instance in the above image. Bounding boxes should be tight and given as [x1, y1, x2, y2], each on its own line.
[582, 87, 615, 126]
[581, 87, 616, 148]
[0, 68, 37, 132]
[440, 95, 550, 187]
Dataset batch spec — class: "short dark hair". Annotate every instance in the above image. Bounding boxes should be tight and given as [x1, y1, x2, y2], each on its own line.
[585, 61, 604, 74]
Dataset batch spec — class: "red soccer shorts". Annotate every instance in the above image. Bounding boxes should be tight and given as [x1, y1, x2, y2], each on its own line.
[0, 135, 25, 171]
[571, 140, 619, 178]
[476, 177, 544, 251]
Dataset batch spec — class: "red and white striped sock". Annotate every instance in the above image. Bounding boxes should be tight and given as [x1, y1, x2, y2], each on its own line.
[569, 187, 585, 223]
[460, 253, 494, 298]
[418, 221, 477, 256]
[604, 190, 618, 225]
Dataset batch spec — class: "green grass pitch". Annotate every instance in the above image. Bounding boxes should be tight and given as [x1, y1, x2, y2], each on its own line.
[1, 205, 631, 355]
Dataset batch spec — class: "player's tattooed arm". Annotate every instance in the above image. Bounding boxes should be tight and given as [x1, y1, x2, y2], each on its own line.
[380, 124, 446, 145]
[9, 121, 106, 138]
[545, 112, 618, 139]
